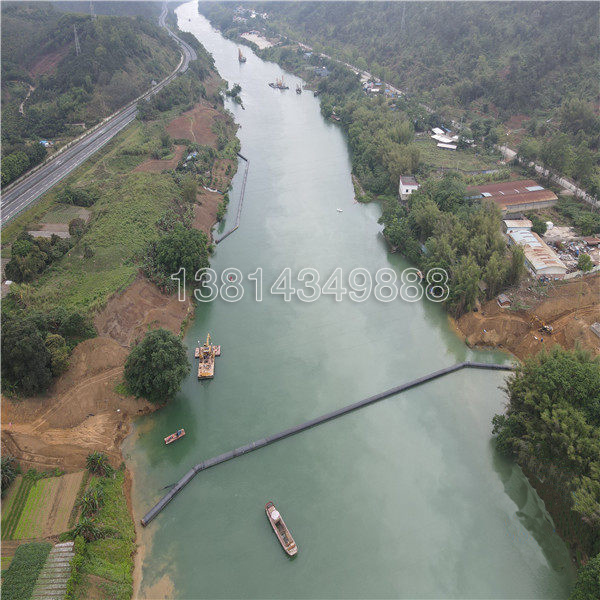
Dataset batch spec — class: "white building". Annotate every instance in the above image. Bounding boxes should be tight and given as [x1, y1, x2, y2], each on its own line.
[508, 229, 567, 278]
[399, 175, 419, 201]
[502, 218, 532, 234]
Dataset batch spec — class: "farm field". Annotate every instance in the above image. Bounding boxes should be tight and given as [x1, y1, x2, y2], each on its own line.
[1, 471, 85, 541]
[415, 137, 501, 172]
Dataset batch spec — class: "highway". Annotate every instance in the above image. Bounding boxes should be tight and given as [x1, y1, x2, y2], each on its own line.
[1, 7, 197, 226]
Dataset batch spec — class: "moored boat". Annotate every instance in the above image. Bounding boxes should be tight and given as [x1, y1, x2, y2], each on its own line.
[164, 429, 185, 444]
[265, 502, 297, 556]
[296, 84, 302, 94]
[238, 48, 246, 63]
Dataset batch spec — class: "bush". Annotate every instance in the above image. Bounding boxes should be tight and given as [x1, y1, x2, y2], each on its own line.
[1, 455, 20, 494]
[58, 185, 99, 207]
[124, 328, 189, 403]
[86, 451, 112, 477]
[68, 217, 86, 237]
[2, 542, 52, 600]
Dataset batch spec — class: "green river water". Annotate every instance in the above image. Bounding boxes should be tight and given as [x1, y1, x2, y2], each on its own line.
[123, 3, 575, 597]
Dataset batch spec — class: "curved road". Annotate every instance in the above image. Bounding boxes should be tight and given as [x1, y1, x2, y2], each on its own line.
[1, 7, 197, 225]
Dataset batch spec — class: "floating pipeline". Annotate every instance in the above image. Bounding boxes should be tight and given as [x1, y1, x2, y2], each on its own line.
[213, 153, 249, 244]
[141, 360, 514, 526]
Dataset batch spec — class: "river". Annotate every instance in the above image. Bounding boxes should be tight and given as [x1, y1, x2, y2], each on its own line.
[123, 3, 575, 598]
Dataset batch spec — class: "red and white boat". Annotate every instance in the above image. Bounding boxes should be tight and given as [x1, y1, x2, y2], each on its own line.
[164, 429, 185, 445]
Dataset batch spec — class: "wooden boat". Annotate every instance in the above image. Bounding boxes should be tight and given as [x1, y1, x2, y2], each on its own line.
[195, 333, 221, 379]
[265, 502, 297, 556]
[164, 429, 185, 444]
[238, 48, 246, 63]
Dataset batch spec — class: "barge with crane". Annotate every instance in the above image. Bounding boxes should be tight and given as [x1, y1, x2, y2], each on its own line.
[195, 333, 221, 379]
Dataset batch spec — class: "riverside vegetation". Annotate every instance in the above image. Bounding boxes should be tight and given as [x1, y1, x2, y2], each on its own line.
[217, 1, 599, 197]
[1, 17, 237, 397]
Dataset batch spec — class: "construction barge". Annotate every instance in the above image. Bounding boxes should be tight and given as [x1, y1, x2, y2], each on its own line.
[268, 77, 289, 90]
[195, 333, 221, 379]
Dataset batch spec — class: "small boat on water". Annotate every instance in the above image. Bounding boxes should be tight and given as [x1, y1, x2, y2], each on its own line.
[164, 429, 185, 444]
[296, 84, 302, 94]
[238, 48, 246, 63]
[337, 208, 343, 212]
[265, 502, 297, 556]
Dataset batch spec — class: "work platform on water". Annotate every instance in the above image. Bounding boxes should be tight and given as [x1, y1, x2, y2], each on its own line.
[195, 333, 221, 379]
[141, 361, 514, 526]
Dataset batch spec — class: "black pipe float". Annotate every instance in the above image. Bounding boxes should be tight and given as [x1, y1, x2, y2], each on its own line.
[213, 153, 250, 244]
[141, 361, 514, 526]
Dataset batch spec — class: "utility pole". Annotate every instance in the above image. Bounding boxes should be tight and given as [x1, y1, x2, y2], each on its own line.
[90, 1, 96, 20]
[74, 24, 81, 56]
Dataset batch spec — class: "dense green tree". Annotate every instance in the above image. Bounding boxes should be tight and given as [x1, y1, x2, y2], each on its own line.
[570, 554, 600, 600]
[1, 317, 53, 395]
[124, 328, 189, 403]
[45, 333, 69, 376]
[541, 134, 574, 175]
[72, 517, 103, 542]
[181, 175, 198, 204]
[1, 456, 20, 494]
[153, 224, 210, 279]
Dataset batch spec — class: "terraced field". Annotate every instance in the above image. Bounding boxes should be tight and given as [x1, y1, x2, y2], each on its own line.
[1, 472, 85, 541]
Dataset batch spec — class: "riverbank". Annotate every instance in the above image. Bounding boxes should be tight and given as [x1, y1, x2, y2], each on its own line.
[1, 55, 240, 600]
[454, 273, 600, 360]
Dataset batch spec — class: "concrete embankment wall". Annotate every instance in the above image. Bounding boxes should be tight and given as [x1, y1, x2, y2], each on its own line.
[141, 361, 514, 526]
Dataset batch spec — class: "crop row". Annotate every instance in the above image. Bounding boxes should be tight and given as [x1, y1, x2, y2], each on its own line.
[2, 541, 52, 600]
[68, 471, 89, 529]
[1, 478, 34, 540]
[13, 478, 55, 539]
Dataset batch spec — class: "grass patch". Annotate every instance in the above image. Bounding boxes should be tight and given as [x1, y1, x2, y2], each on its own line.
[76, 470, 135, 600]
[415, 137, 500, 172]
[69, 471, 90, 529]
[1, 477, 34, 540]
[41, 204, 90, 225]
[17, 172, 179, 315]
[1, 541, 52, 600]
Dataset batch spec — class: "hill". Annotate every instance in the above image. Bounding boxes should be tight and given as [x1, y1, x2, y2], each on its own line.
[1, 1, 180, 185]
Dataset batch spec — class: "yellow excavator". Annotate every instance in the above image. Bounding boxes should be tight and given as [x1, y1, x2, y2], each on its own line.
[531, 315, 553, 334]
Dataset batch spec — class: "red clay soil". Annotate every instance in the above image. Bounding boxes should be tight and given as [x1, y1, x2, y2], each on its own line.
[94, 275, 193, 347]
[166, 103, 224, 147]
[30, 45, 71, 77]
[193, 189, 223, 235]
[1, 277, 193, 473]
[454, 274, 600, 360]
[134, 144, 185, 173]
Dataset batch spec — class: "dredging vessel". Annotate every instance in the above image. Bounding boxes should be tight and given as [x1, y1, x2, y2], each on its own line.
[268, 77, 289, 90]
[238, 48, 246, 63]
[195, 333, 221, 379]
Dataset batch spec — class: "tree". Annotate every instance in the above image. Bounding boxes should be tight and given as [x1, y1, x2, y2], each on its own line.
[153, 224, 210, 279]
[578, 253, 593, 272]
[124, 328, 189, 403]
[1, 317, 53, 395]
[570, 554, 600, 600]
[541, 134, 574, 175]
[517, 138, 540, 163]
[181, 175, 197, 204]
[528, 214, 547, 236]
[1, 456, 20, 494]
[45, 333, 69, 376]
[86, 451, 112, 477]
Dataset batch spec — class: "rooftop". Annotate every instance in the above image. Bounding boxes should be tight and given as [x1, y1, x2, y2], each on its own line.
[508, 230, 566, 272]
[503, 218, 532, 229]
[400, 175, 418, 186]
